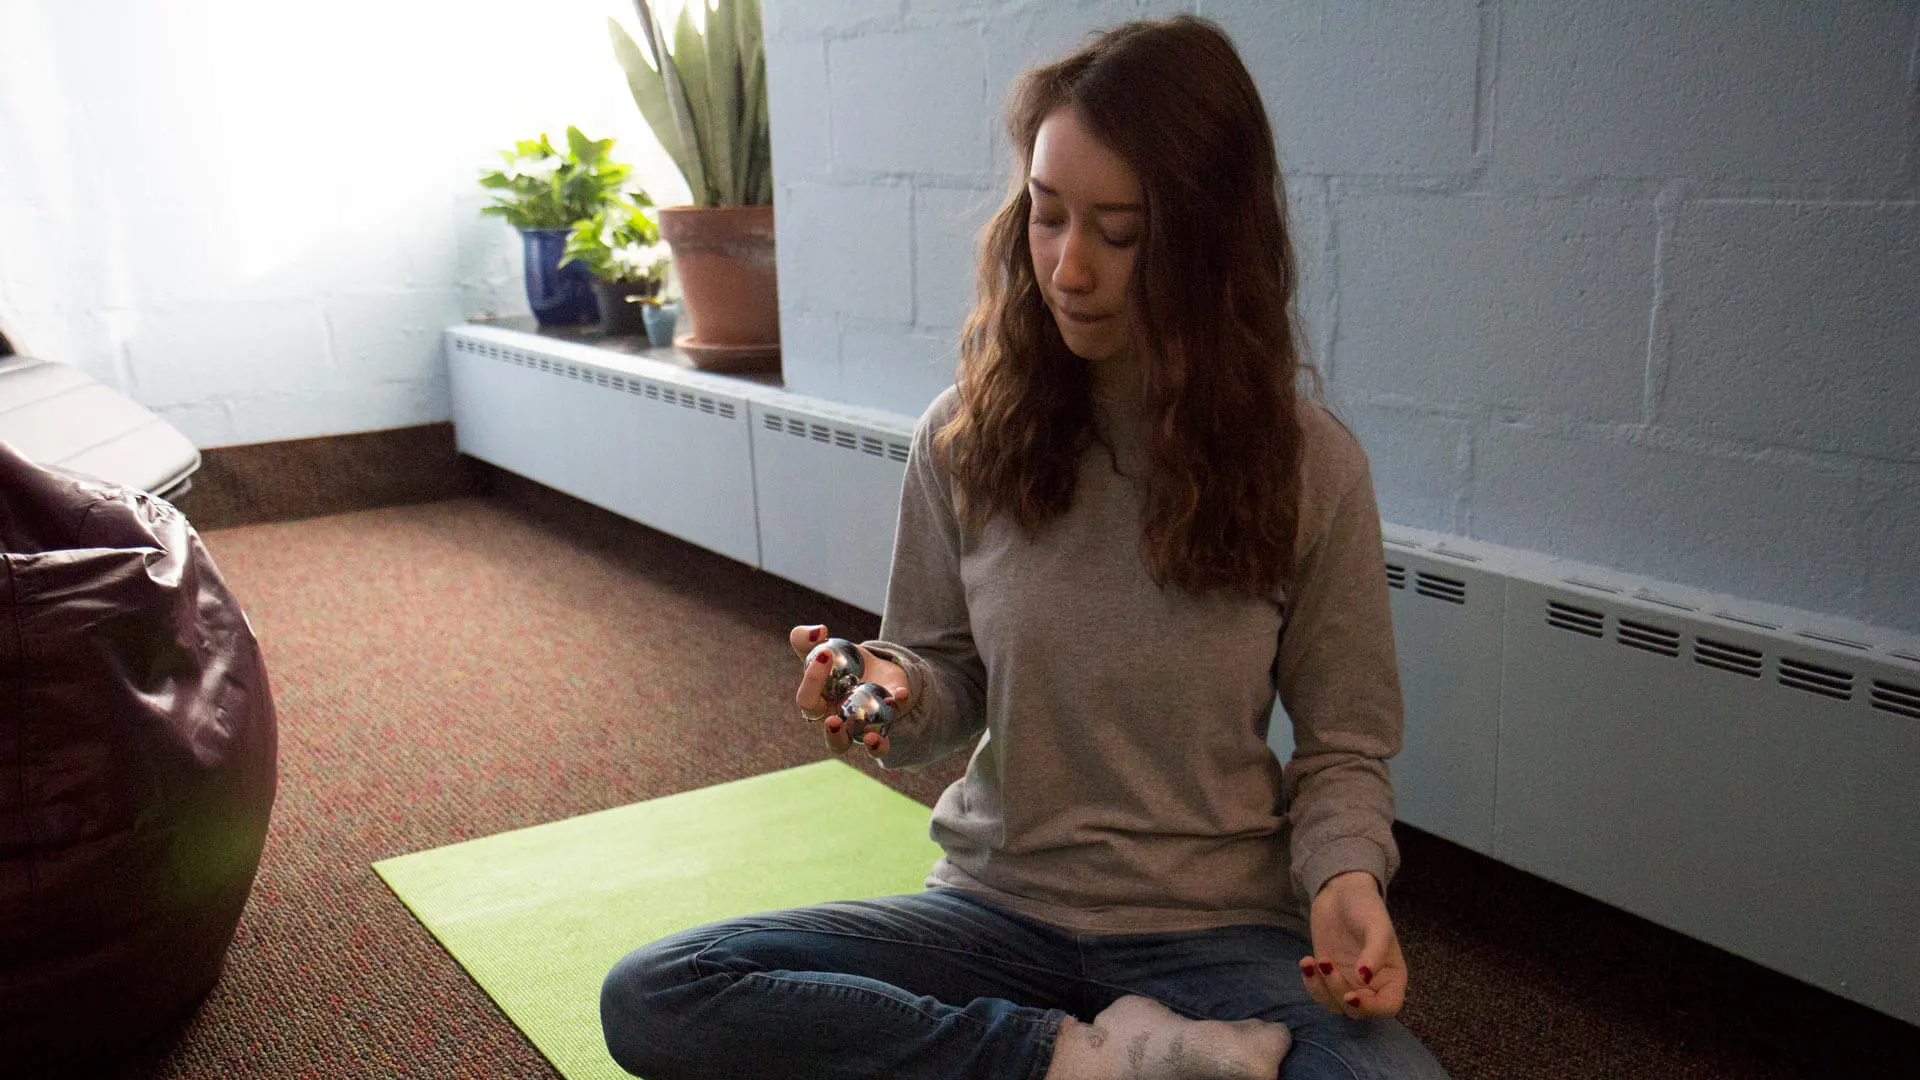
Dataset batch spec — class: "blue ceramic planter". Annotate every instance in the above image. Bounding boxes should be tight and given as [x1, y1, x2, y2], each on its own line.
[520, 227, 599, 327]
[642, 300, 679, 348]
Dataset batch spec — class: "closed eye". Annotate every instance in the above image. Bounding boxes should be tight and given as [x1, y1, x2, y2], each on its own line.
[1028, 216, 1137, 249]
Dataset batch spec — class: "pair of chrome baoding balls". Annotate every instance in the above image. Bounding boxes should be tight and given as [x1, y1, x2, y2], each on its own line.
[805, 637, 897, 743]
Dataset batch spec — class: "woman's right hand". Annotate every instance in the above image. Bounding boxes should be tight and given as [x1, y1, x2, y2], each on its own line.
[789, 624, 909, 759]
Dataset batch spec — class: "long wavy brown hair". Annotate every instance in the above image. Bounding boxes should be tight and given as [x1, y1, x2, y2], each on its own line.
[936, 15, 1319, 598]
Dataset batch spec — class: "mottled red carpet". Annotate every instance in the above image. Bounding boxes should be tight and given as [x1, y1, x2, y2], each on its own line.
[111, 492, 1916, 1079]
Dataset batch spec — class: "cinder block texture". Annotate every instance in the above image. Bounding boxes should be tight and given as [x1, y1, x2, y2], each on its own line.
[766, 38, 832, 183]
[778, 181, 914, 322]
[1661, 201, 1920, 462]
[1495, 1, 1915, 185]
[220, 379, 450, 448]
[776, 310, 843, 401]
[1332, 398, 1471, 535]
[1862, 467, 1920, 634]
[983, 0, 1194, 177]
[1199, 0, 1479, 175]
[128, 302, 332, 409]
[913, 185, 998, 329]
[1286, 178, 1332, 365]
[1335, 195, 1654, 422]
[766, 0, 903, 41]
[326, 290, 466, 384]
[830, 28, 991, 177]
[151, 401, 236, 451]
[841, 322, 959, 418]
[1474, 424, 1863, 619]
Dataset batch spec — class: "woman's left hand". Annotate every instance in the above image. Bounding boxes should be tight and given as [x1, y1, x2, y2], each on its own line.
[1299, 870, 1408, 1020]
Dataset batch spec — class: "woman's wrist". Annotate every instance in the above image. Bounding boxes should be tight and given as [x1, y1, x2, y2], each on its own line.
[1318, 869, 1382, 898]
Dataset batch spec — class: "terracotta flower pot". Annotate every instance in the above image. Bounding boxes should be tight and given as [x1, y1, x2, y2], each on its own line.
[656, 204, 780, 372]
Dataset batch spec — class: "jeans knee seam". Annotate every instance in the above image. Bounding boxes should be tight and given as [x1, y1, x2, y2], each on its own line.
[690, 924, 1081, 986]
[741, 970, 998, 1033]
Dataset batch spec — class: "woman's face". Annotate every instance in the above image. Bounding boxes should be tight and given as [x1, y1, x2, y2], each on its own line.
[1027, 106, 1144, 370]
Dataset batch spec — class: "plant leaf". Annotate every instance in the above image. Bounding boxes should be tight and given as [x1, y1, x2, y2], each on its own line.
[740, 37, 769, 203]
[634, 0, 707, 204]
[566, 125, 593, 163]
[671, 4, 717, 205]
[736, 0, 771, 204]
[704, 0, 740, 205]
[610, 16, 701, 196]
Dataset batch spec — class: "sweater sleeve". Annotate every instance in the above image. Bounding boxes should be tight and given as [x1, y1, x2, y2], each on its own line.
[859, 394, 988, 773]
[1277, 452, 1404, 904]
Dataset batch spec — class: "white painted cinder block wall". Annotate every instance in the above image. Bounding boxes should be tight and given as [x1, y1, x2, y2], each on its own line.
[0, 0, 687, 448]
[764, 0, 1920, 636]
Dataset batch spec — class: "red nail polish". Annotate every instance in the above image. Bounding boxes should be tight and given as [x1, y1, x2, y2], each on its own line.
[1318, 962, 1334, 976]
[1346, 996, 1361, 1008]
[809, 628, 822, 642]
[1358, 966, 1372, 983]
[815, 652, 830, 664]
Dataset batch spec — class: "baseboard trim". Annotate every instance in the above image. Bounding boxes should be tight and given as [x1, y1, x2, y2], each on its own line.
[169, 423, 486, 531]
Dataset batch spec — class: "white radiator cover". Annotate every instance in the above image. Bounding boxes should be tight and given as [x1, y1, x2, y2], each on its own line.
[1370, 526, 1920, 1027]
[447, 326, 765, 567]
[447, 324, 1920, 1024]
[446, 325, 919, 609]
[748, 392, 914, 614]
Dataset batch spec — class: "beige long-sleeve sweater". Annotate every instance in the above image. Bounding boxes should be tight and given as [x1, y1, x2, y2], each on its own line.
[865, 385, 1403, 937]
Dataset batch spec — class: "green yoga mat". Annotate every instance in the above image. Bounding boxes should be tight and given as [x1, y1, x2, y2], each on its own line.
[373, 759, 944, 1080]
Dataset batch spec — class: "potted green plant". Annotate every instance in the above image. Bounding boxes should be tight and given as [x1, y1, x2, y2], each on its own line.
[561, 202, 673, 339]
[609, 0, 778, 371]
[479, 126, 633, 327]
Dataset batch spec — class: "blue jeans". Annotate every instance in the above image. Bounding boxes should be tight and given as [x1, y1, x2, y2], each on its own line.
[601, 887, 1449, 1080]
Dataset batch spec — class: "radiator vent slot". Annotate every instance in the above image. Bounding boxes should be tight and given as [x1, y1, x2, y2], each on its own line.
[650, 384, 733, 418]
[1694, 637, 1763, 678]
[1386, 563, 1407, 590]
[1779, 656, 1853, 702]
[1547, 600, 1605, 638]
[1415, 571, 1466, 605]
[1871, 679, 1920, 719]
[763, 411, 910, 463]
[457, 338, 736, 418]
[1618, 618, 1680, 657]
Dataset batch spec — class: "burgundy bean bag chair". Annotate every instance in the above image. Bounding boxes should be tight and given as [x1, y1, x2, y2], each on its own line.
[0, 441, 277, 1076]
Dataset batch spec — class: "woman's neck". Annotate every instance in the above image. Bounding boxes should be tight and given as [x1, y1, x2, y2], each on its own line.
[1087, 349, 1139, 406]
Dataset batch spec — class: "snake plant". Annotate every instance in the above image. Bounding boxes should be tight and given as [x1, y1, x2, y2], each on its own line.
[610, 0, 772, 207]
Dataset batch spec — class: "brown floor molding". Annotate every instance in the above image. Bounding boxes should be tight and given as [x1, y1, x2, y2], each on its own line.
[170, 423, 487, 531]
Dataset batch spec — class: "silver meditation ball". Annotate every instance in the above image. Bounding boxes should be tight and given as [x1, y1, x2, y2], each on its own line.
[806, 637, 865, 703]
[838, 682, 896, 742]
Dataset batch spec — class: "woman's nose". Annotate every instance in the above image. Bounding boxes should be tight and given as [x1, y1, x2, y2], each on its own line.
[1052, 232, 1093, 293]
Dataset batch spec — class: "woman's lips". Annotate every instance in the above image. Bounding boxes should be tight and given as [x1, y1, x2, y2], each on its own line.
[1060, 309, 1110, 324]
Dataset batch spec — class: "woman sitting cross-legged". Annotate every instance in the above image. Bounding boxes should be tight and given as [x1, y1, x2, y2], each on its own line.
[601, 15, 1450, 1080]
